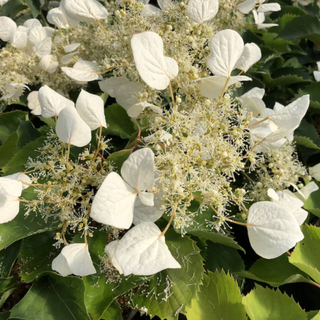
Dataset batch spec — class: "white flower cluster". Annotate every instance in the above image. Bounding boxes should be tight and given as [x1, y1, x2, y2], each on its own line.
[1, 0, 318, 278]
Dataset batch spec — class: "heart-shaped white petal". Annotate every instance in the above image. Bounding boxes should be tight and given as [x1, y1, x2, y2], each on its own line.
[247, 201, 304, 259]
[309, 163, 320, 181]
[23, 19, 42, 29]
[0, 187, 20, 224]
[0, 178, 22, 197]
[38, 85, 74, 118]
[76, 90, 107, 130]
[61, 60, 102, 82]
[28, 26, 48, 45]
[270, 95, 310, 130]
[90, 172, 137, 229]
[112, 222, 181, 275]
[235, 43, 262, 72]
[51, 252, 72, 276]
[127, 102, 162, 118]
[56, 106, 92, 147]
[253, 10, 278, 29]
[131, 31, 179, 90]
[198, 75, 251, 99]
[207, 29, 244, 78]
[61, 52, 78, 64]
[257, 3, 281, 12]
[104, 241, 123, 274]
[268, 189, 308, 225]
[47, 7, 79, 29]
[297, 182, 319, 201]
[0, 17, 17, 42]
[39, 55, 59, 74]
[33, 37, 52, 58]
[237, 0, 255, 14]
[4, 172, 31, 190]
[133, 190, 164, 225]
[53, 243, 96, 276]
[121, 148, 155, 191]
[64, 42, 80, 53]
[99, 77, 132, 97]
[187, 0, 219, 24]
[11, 30, 28, 49]
[60, 0, 108, 23]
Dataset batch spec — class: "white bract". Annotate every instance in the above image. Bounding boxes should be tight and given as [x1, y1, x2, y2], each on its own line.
[234, 43, 262, 73]
[105, 222, 181, 276]
[187, 0, 219, 24]
[52, 243, 96, 276]
[0, 16, 16, 42]
[47, 7, 79, 29]
[238, 0, 280, 14]
[253, 10, 278, 29]
[60, 0, 108, 23]
[248, 95, 310, 153]
[38, 85, 74, 118]
[131, 31, 179, 90]
[0, 187, 20, 224]
[133, 187, 164, 225]
[247, 201, 304, 259]
[313, 61, 320, 82]
[239, 87, 266, 117]
[76, 90, 107, 130]
[267, 188, 308, 225]
[293, 181, 319, 202]
[99, 77, 161, 117]
[56, 106, 92, 147]
[61, 60, 102, 83]
[199, 29, 254, 98]
[27, 91, 42, 116]
[309, 163, 320, 181]
[39, 55, 59, 73]
[90, 148, 155, 229]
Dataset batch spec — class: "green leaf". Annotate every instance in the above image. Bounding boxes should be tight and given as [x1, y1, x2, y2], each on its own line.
[132, 229, 204, 320]
[83, 273, 143, 320]
[0, 132, 18, 169]
[308, 311, 320, 320]
[263, 71, 309, 87]
[10, 273, 90, 320]
[2, 135, 46, 174]
[107, 149, 132, 172]
[204, 242, 245, 273]
[304, 186, 320, 218]
[295, 137, 320, 150]
[242, 284, 307, 320]
[289, 225, 320, 284]
[185, 270, 246, 320]
[236, 255, 311, 287]
[104, 104, 136, 139]
[294, 120, 320, 150]
[0, 0, 27, 18]
[181, 206, 244, 251]
[0, 277, 18, 309]
[0, 189, 59, 250]
[101, 300, 123, 320]
[300, 83, 320, 113]
[0, 311, 11, 320]
[25, 0, 41, 17]
[187, 230, 244, 252]
[279, 15, 320, 44]
[0, 240, 21, 277]
[18, 232, 58, 282]
[0, 111, 27, 143]
[17, 120, 41, 149]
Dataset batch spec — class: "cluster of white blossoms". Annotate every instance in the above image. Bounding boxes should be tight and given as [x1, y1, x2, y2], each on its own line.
[0, 0, 318, 277]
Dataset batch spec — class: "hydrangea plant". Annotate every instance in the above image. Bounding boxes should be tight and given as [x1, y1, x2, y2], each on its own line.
[1, 0, 320, 319]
